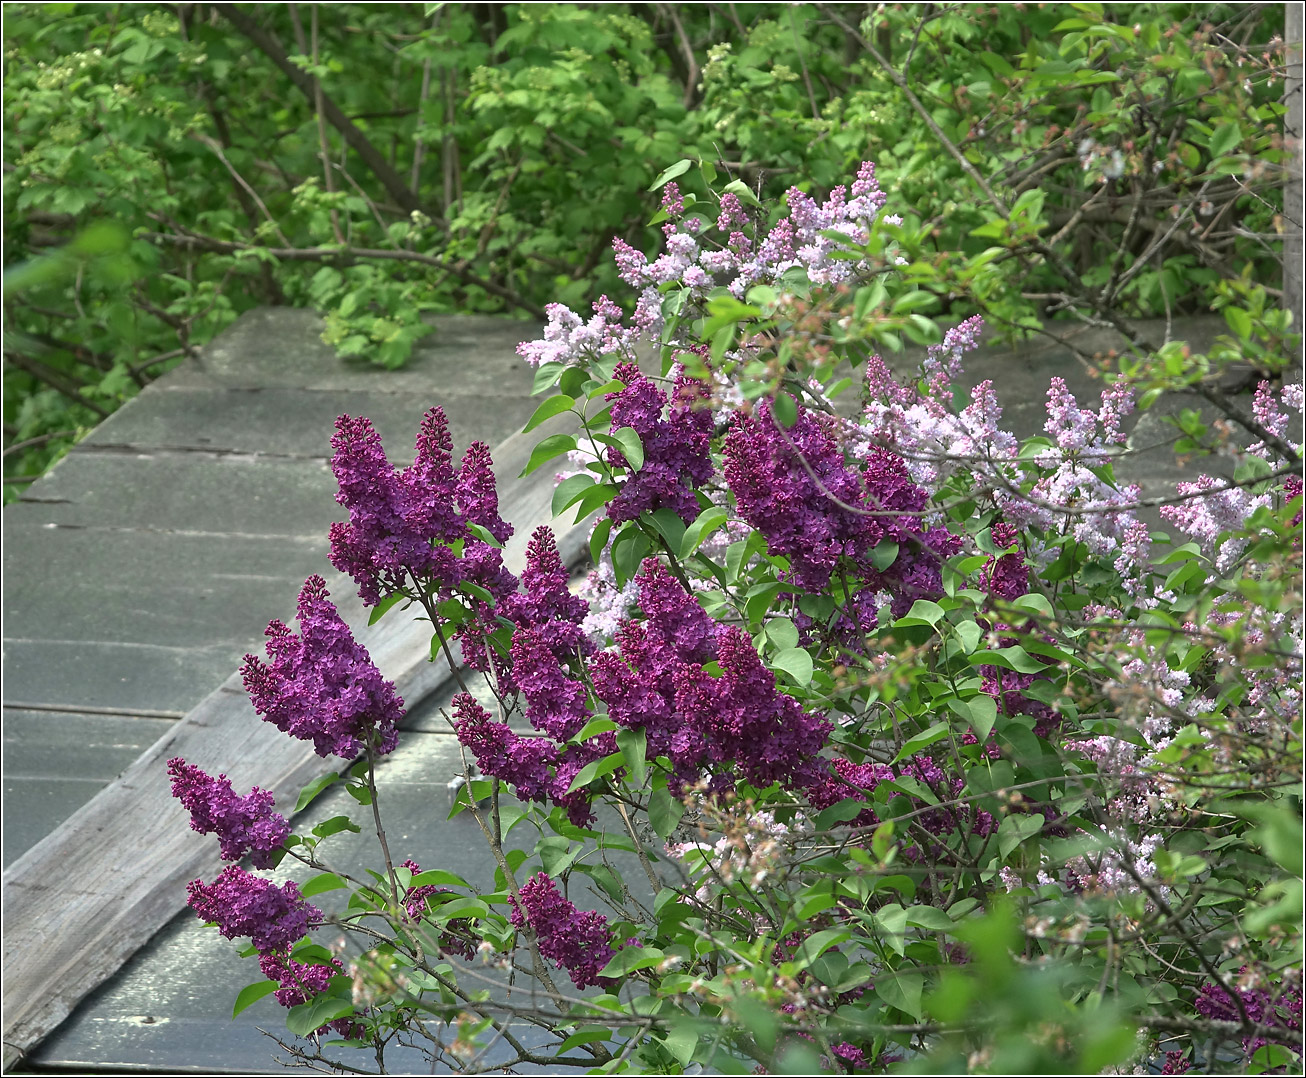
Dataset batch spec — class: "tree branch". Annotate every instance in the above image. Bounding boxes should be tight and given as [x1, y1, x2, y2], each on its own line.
[142, 228, 547, 319]
[215, 3, 429, 218]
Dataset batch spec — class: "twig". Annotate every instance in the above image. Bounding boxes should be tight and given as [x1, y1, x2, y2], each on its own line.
[2, 430, 77, 457]
[216, 2, 431, 218]
[3, 351, 110, 418]
[187, 132, 292, 246]
[142, 228, 547, 318]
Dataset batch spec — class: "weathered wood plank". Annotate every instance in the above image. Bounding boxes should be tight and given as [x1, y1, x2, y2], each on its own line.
[0, 419, 589, 1069]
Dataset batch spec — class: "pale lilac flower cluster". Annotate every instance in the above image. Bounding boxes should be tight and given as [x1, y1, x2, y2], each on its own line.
[858, 321, 1017, 494]
[241, 576, 405, 760]
[667, 809, 796, 901]
[1162, 474, 1276, 575]
[509, 872, 616, 989]
[577, 551, 639, 646]
[518, 162, 894, 364]
[167, 758, 289, 869]
[187, 866, 319, 954]
[328, 408, 515, 607]
[515, 297, 637, 368]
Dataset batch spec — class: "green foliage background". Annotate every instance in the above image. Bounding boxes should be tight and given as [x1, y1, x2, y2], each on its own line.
[2, 2, 1292, 498]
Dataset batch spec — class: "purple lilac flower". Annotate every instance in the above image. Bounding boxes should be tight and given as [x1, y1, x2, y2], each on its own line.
[401, 859, 476, 959]
[503, 526, 590, 659]
[1194, 969, 1303, 1061]
[187, 866, 318, 954]
[452, 692, 558, 803]
[723, 400, 871, 590]
[510, 626, 590, 741]
[675, 625, 830, 789]
[1161, 1052, 1192, 1074]
[803, 756, 894, 828]
[509, 872, 615, 989]
[604, 362, 713, 526]
[241, 576, 405, 759]
[257, 951, 361, 1038]
[167, 758, 289, 869]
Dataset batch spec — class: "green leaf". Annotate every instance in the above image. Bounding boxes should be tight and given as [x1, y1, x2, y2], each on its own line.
[286, 992, 354, 1037]
[877, 968, 924, 1019]
[574, 716, 618, 741]
[771, 391, 798, 428]
[367, 591, 406, 626]
[408, 869, 470, 890]
[531, 361, 566, 395]
[649, 159, 692, 191]
[301, 872, 349, 898]
[771, 647, 813, 686]
[649, 786, 685, 840]
[893, 720, 950, 762]
[617, 726, 647, 789]
[680, 506, 728, 558]
[523, 394, 576, 433]
[551, 473, 595, 518]
[792, 928, 852, 970]
[311, 815, 362, 839]
[1208, 122, 1241, 159]
[1008, 592, 1054, 619]
[233, 979, 279, 1018]
[766, 616, 799, 651]
[590, 517, 613, 566]
[871, 539, 899, 571]
[565, 751, 624, 793]
[610, 426, 644, 472]
[519, 434, 576, 477]
[905, 905, 954, 931]
[954, 620, 982, 654]
[898, 599, 945, 626]
[295, 773, 340, 813]
[971, 646, 1046, 674]
[998, 813, 1045, 860]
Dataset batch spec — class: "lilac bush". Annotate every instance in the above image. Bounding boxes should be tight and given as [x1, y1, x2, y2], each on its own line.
[173, 160, 1302, 1075]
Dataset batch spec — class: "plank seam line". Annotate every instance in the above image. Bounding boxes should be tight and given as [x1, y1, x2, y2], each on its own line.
[3, 702, 186, 720]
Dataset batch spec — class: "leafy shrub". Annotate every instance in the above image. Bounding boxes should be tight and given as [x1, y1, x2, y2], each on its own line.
[172, 160, 1302, 1074]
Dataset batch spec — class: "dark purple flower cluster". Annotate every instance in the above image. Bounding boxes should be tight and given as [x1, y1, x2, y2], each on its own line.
[502, 527, 591, 658]
[723, 399, 959, 623]
[1195, 970, 1303, 1062]
[590, 559, 827, 790]
[167, 758, 289, 869]
[257, 951, 361, 1039]
[328, 407, 514, 606]
[401, 860, 476, 960]
[187, 866, 318, 954]
[675, 625, 830, 789]
[241, 576, 405, 759]
[450, 693, 605, 828]
[803, 753, 995, 840]
[509, 872, 615, 989]
[604, 362, 713, 526]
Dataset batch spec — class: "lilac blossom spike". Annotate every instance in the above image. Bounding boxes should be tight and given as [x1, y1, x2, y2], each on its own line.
[187, 866, 318, 954]
[503, 526, 590, 657]
[241, 575, 404, 759]
[509, 872, 615, 989]
[168, 758, 290, 868]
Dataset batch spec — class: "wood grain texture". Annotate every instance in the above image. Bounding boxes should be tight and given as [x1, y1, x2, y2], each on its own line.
[1, 419, 588, 1069]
